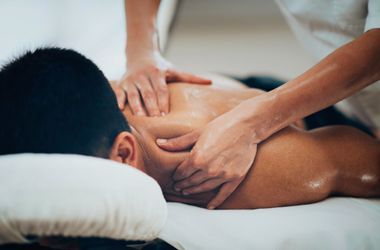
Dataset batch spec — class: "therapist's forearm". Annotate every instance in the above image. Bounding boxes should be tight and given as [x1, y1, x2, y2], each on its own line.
[125, 0, 161, 57]
[241, 29, 380, 142]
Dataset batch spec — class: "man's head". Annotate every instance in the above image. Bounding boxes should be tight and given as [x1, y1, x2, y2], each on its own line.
[0, 48, 141, 166]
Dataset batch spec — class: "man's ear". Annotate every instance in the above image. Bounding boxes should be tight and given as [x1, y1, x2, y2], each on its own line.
[109, 131, 139, 167]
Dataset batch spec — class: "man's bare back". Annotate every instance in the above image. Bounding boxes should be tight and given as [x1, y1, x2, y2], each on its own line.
[124, 76, 380, 209]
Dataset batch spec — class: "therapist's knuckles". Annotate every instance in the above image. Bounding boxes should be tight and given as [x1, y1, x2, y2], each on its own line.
[206, 168, 220, 178]
[189, 152, 207, 169]
[218, 169, 232, 179]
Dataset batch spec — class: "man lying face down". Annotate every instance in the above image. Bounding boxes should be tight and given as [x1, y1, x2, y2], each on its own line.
[0, 48, 379, 209]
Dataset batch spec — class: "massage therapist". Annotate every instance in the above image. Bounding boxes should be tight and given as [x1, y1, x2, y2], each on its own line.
[117, 0, 380, 209]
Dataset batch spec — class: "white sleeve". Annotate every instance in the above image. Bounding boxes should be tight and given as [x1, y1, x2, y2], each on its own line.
[365, 0, 380, 31]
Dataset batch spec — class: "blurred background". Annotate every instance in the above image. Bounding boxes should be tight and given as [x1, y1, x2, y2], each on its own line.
[0, 0, 315, 81]
[167, 0, 315, 80]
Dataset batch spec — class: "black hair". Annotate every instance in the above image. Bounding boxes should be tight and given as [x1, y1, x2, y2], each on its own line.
[0, 48, 130, 157]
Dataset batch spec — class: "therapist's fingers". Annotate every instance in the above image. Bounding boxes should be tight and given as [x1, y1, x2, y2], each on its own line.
[166, 69, 212, 85]
[174, 169, 216, 191]
[135, 76, 161, 116]
[110, 82, 126, 110]
[171, 157, 200, 183]
[207, 179, 242, 209]
[125, 83, 146, 116]
[156, 130, 200, 152]
[150, 71, 170, 114]
[181, 178, 225, 195]
[172, 145, 206, 180]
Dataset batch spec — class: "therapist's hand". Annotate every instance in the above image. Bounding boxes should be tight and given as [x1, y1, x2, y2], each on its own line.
[156, 107, 259, 209]
[118, 51, 211, 116]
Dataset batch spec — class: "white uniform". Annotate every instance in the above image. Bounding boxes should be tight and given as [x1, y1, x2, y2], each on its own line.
[276, 0, 380, 131]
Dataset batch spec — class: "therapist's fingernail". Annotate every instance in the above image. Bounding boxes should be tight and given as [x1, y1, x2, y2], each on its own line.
[161, 112, 166, 116]
[208, 206, 215, 210]
[183, 191, 189, 196]
[156, 138, 167, 145]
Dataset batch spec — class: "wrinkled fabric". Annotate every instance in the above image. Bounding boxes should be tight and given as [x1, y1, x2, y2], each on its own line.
[161, 198, 380, 250]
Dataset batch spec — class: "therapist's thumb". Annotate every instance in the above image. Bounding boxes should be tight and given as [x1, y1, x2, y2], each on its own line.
[156, 130, 200, 152]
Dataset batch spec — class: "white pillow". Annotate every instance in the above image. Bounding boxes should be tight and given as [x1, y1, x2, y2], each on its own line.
[0, 153, 167, 244]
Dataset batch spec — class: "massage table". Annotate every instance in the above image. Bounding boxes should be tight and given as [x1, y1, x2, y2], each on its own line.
[0, 154, 379, 250]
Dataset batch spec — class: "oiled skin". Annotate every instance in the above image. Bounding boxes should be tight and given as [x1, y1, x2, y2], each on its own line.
[124, 77, 380, 209]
